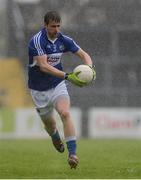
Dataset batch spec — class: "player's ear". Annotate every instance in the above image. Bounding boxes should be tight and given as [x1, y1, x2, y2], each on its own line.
[44, 22, 48, 27]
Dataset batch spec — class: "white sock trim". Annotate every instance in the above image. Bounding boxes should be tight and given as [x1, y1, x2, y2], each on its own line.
[65, 136, 76, 142]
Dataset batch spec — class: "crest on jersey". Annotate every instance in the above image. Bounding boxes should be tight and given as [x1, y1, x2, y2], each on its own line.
[59, 45, 65, 51]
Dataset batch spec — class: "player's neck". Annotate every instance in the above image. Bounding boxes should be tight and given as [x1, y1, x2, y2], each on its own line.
[47, 33, 57, 41]
[48, 37, 58, 44]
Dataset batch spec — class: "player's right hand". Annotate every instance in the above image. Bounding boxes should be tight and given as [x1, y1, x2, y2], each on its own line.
[88, 65, 96, 81]
[65, 71, 87, 87]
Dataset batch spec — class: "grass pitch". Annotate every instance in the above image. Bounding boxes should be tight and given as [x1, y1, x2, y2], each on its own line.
[0, 139, 141, 179]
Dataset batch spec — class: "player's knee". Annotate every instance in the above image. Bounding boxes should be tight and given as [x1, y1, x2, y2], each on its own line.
[59, 109, 70, 120]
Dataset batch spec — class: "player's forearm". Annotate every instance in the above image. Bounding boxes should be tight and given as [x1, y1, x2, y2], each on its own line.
[75, 49, 94, 66]
[81, 52, 93, 66]
[35, 55, 66, 79]
[40, 64, 65, 79]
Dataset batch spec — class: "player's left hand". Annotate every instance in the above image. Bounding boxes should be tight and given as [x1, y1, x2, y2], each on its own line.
[65, 71, 87, 87]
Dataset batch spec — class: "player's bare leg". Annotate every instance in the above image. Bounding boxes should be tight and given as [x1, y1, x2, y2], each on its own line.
[55, 96, 79, 169]
[40, 114, 65, 153]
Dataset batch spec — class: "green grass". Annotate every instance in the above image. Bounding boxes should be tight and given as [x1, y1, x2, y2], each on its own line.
[0, 139, 141, 179]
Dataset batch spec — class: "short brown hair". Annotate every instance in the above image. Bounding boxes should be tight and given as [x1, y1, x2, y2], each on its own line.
[44, 11, 61, 24]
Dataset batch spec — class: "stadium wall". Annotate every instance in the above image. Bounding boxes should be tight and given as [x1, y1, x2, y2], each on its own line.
[0, 58, 32, 108]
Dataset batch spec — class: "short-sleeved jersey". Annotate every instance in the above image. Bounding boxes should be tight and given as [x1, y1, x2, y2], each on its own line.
[28, 28, 80, 91]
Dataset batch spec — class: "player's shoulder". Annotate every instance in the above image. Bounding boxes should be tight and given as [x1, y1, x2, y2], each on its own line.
[59, 33, 73, 42]
[29, 29, 44, 46]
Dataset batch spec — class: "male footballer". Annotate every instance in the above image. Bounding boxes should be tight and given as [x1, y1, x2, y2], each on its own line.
[28, 11, 96, 169]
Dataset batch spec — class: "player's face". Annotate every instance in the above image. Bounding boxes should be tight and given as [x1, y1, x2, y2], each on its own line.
[45, 21, 61, 39]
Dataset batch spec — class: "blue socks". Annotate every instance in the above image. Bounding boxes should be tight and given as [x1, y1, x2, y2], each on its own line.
[66, 140, 76, 156]
[51, 131, 77, 155]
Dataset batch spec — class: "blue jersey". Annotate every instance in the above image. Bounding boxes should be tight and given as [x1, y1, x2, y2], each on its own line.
[28, 28, 80, 91]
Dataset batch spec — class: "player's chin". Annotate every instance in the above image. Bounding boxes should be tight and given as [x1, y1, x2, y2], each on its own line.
[50, 33, 58, 38]
[55, 32, 60, 37]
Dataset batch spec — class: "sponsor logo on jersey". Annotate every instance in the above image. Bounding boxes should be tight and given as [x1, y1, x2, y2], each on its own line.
[47, 53, 62, 66]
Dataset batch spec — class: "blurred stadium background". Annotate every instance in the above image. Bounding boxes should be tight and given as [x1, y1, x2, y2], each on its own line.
[0, 0, 141, 139]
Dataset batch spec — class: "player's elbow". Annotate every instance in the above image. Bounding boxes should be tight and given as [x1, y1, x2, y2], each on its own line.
[39, 66, 46, 72]
[39, 64, 49, 73]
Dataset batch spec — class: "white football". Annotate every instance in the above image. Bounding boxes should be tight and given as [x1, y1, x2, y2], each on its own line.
[73, 64, 93, 84]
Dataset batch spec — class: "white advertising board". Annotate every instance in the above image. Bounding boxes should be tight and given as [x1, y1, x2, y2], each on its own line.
[0, 107, 82, 139]
[15, 108, 47, 138]
[88, 108, 141, 138]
